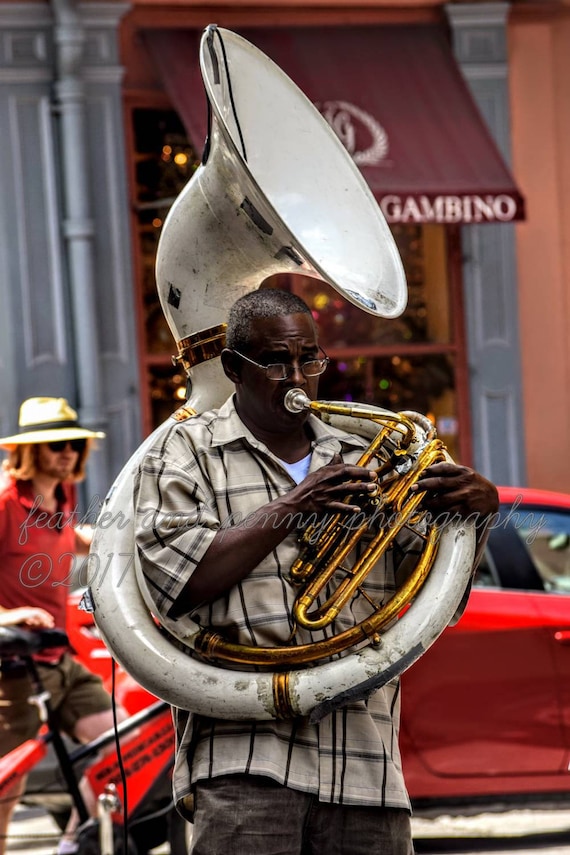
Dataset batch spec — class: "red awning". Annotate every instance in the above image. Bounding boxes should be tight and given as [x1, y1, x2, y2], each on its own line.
[144, 25, 524, 224]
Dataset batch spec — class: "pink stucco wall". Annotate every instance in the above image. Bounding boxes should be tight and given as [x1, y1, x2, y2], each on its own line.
[509, 8, 570, 491]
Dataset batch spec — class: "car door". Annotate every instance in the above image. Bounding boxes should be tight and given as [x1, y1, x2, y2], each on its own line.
[401, 499, 568, 783]
[513, 505, 570, 754]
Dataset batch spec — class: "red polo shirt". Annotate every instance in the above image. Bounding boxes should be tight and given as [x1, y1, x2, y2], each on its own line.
[0, 478, 77, 661]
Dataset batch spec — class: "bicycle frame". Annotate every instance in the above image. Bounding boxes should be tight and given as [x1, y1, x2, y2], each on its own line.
[0, 735, 49, 800]
[0, 696, 173, 811]
[0, 627, 179, 854]
[79, 701, 174, 819]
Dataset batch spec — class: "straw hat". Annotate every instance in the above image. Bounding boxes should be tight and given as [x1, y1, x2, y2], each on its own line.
[0, 397, 106, 449]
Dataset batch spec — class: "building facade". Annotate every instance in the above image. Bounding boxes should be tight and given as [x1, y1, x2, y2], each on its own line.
[0, 0, 569, 502]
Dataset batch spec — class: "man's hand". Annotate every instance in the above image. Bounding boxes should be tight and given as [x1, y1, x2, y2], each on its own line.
[411, 462, 499, 521]
[410, 462, 499, 617]
[289, 459, 378, 515]
[0, 606, 55, 628]
[75, 524, 94, 555]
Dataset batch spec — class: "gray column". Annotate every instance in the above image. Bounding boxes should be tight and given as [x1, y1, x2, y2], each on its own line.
[52, 0, 108, 506]
[76, 1, 142, 502]
[446, 2, 526, 486]
[0, 4, 73, 433]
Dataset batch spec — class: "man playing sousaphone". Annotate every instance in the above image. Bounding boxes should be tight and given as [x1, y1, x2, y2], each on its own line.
[134, 288, 498, 855]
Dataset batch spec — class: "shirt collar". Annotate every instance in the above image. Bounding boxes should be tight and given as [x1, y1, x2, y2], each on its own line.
[210, 395, 367, 461]
[15, 479, 69, 512]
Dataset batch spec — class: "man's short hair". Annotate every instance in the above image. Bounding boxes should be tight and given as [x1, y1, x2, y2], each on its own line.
[226, 289, 313, 352]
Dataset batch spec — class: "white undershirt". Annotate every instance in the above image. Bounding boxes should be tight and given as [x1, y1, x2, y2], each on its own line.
[278, 452, 312, 484]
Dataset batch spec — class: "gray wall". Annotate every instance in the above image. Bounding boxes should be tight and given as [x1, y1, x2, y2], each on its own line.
[0, 1, 141, 511]
[447, 1, 526, 486]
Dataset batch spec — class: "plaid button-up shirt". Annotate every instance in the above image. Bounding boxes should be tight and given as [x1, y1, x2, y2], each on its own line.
[134, 396, 421, 811]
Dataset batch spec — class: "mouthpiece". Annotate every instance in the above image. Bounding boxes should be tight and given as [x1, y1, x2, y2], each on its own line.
[284, 389, 311, 413]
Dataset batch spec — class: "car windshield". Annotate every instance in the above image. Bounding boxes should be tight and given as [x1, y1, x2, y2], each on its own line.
[518, 508, 570, 591]
[476, 502, 570, 593]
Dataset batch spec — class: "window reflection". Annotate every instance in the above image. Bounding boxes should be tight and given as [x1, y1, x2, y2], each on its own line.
[317, 354, 458, 460]
[133, 109, 199, 357]
[293, 224, 450, 348]
[148, 365, 189, 428]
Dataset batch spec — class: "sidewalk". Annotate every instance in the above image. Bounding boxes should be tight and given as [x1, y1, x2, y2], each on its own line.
[413, 805, 570, 839]
[5, 804, 171, 855]
[6, 805, 60, 855]
[6, 801, 570, 854]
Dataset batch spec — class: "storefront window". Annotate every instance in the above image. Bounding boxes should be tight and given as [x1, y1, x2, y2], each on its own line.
[131, 108, 200, 426]
[131, 108, 468, 462]
[148, 364, 189, 428]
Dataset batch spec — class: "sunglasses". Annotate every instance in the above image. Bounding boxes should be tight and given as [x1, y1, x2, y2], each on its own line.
[47, 438, 87, 453]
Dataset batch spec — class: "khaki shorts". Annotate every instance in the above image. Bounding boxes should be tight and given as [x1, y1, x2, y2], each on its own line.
[0, 653, 112, 755]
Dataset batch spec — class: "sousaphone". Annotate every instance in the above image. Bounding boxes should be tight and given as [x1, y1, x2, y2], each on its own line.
[87, 26, 475, 721]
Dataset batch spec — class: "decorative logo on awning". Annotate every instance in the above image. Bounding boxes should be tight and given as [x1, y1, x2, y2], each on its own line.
[316, 100, 389, 166]
[315, 101, 524, 223]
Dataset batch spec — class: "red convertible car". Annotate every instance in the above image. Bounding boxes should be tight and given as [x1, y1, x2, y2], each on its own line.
[64, 486, 570, 808]
[401, 486, 570, 805]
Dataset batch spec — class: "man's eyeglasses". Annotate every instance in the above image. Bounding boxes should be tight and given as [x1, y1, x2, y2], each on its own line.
[47, 439, 87, 453]
[231, 348, 330, 381]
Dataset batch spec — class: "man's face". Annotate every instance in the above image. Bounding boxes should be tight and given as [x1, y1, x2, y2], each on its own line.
[35, 441, 79, 482]
[231, 312, 321, 438]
